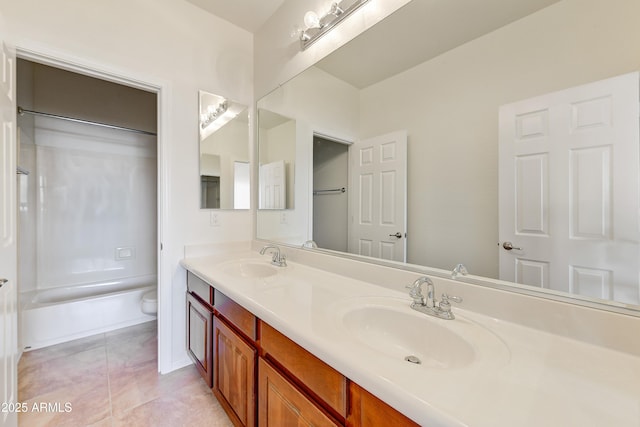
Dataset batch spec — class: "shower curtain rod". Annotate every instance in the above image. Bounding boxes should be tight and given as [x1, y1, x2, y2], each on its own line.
[17, 107, 157, 137]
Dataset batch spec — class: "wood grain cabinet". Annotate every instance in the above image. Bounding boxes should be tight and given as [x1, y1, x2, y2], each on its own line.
[258, 358, 340, 427]
[186, 292, 213, 387]
[213, 294, 257, 427]
[259, 321, 347, 421]
[347, 382, 419, 427]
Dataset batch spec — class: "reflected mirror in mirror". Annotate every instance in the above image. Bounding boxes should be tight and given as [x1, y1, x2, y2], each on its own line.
[199, 91, 249, 209]
[256, 0, 640, 310]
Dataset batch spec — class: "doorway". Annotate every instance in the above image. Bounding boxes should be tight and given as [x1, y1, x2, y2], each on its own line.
[15, 59, 159, 351]
[312, 135, 349, 252]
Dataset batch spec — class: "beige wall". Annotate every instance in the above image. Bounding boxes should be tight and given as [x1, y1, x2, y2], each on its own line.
[25, 62, 157, 133]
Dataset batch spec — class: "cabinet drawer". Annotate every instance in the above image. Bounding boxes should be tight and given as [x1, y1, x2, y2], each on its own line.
[347, 382, 418, 427]
[215, 289, 257, 341]
[258, 358, 339, 427]
[259, 321, 347, 419]
[187, 271, 213, 306]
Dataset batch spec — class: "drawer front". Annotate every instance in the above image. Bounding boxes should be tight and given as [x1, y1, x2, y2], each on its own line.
[347, 382, 419, 427]
[215, 289, 257, 341]
[258, 358, 339, 427]
[187, 271, 213, 306]
[260, 321, 347, 419]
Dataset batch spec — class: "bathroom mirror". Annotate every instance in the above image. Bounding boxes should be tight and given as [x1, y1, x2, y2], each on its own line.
[199, 90, 249, 209]
[256, 0, 640, 312]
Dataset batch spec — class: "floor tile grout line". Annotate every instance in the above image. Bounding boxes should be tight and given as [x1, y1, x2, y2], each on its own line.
[104, 332, 115, 425]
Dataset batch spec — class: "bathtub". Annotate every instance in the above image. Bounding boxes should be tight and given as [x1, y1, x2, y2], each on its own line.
[21, 275, 156, 350]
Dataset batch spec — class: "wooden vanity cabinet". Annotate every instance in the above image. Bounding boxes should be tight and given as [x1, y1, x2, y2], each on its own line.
[259, 321, 347, 421]
[213, 316, 257, 427]
[213, 289, 258, 427]
[347, 382, 419, 427]
[258, 358, 340, 427]
[258, 321, 345, 426]
[186, 272, 214, 387]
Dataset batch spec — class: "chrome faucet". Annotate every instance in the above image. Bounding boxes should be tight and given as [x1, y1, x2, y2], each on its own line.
[405, 276, 462, 320]
[302, 240, 318, 248]
[451, 263, 468, 279]
[259, 245, 287, 267]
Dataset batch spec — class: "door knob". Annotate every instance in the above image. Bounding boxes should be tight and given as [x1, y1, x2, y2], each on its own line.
[0, 278, 7, 288]
[389, 232, 403, 238]
[502, 241, 522, 251]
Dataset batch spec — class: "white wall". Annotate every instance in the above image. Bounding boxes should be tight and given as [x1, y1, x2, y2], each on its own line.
[359, 0, 640, 278]
[1, 0, 253, 373]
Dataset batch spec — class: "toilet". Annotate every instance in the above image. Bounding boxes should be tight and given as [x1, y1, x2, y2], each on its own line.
[141, 289, 157, 315]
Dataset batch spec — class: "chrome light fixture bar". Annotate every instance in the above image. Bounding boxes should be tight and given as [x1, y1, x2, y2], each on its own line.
[299, 0, 370, 50]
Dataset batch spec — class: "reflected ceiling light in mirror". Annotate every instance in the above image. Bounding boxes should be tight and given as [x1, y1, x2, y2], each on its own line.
[199, 91, 246, 141]
[297, 0, 370, 50]
[201, 100, 228, 129]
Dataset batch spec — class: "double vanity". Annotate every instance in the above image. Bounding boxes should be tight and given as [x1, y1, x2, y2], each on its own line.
[181, 242, 640, 426]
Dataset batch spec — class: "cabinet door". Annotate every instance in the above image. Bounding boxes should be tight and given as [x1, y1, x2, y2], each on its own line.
[258, 358, 339, 427]
[347, 382, 419, 427]
[214, 316, 256, 427]
[186, 293, 213, 387]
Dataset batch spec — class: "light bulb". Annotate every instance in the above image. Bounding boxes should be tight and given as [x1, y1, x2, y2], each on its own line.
[304, 11, 320, 29]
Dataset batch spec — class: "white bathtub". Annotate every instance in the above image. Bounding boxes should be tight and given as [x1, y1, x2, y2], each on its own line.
[21, 275, 156, 350]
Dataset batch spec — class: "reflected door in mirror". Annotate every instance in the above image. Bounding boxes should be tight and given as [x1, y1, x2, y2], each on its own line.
[499, 72, 640, 305]
[259, 160, 286, 209]
[349, 131, 407, 262]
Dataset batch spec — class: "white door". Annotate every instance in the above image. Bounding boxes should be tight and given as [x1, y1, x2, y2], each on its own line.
[348, 130, 407, 262]
[0, 37, 18, 427]
[499, 72, 639, 305]
[259, 160, 286, 209]
[233, 161, 250, 209]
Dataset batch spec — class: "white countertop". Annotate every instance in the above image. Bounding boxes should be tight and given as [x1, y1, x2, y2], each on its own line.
[181, 250, 640, 426]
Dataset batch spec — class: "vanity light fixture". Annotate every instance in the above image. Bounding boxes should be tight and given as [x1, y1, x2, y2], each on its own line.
[297, 0, 370, 50]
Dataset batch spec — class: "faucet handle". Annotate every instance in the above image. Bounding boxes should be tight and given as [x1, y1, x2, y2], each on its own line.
[441, 293, 462, 304]
[439, 293, 462, 314]
[405, 280, 425, 305]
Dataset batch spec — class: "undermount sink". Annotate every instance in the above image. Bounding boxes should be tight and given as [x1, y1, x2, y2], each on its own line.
[221, 260, 279, 279]
[333, 297, 509, 369]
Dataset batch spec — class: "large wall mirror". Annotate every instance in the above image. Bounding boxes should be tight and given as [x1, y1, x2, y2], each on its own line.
[199, 90, 249, 209]
[256, 0, 640, 312]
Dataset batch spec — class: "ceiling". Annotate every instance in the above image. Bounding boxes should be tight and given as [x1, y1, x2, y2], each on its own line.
[185, 0, 285, 33]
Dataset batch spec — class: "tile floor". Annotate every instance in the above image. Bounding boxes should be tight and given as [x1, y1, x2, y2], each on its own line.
[18, 321, 233, 427]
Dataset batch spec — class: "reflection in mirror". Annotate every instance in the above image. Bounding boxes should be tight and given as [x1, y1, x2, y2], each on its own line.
[199, 91, 249, 209]
[257, 109, 295, 209]
[257, 0, 640, 311]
